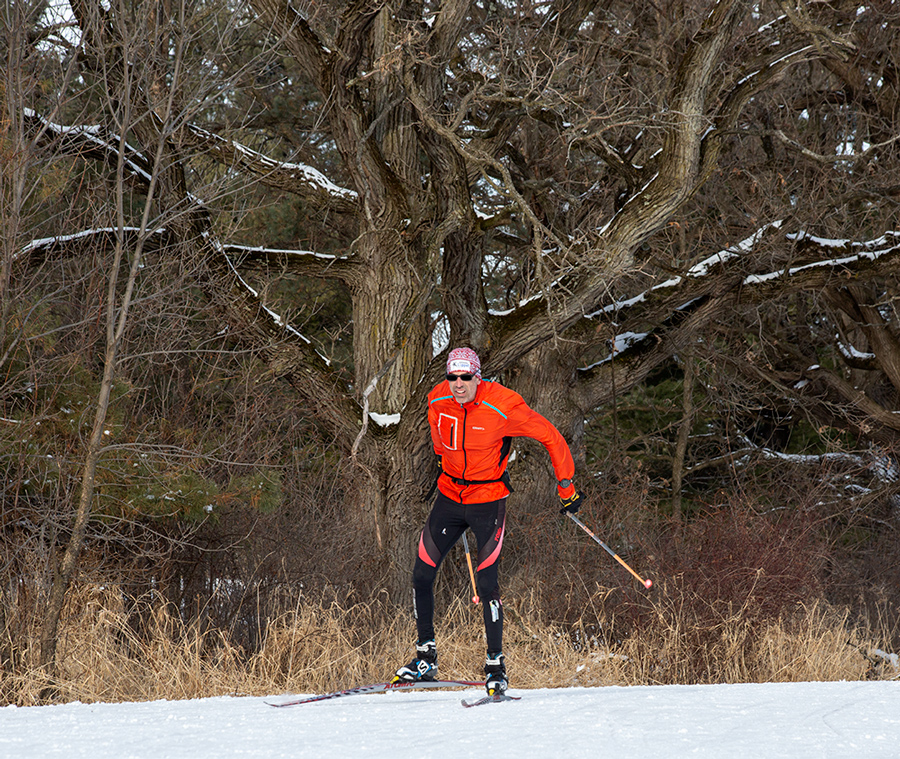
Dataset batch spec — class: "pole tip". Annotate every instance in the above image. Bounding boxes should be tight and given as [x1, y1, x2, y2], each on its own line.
[644, 579, 653, 589]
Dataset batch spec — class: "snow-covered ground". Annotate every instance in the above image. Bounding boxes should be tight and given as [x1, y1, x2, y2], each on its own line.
[3, 680, 900, 758]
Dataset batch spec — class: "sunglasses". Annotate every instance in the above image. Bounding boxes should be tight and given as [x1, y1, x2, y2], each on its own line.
[446, 372, 476, 382]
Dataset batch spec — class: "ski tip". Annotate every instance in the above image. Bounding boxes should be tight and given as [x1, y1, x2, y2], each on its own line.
[461, 693, 521, 707]
[267, 697, 320, 707]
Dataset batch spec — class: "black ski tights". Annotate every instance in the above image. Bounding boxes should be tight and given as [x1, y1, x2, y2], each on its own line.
[412, 493, 507, 652]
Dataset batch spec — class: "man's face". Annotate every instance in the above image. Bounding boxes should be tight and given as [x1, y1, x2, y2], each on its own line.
[447, 371, 480, 404]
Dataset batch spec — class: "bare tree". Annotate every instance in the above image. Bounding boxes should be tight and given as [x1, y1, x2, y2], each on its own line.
[10, 0, 900, 592]
[1, 0, 301, 683]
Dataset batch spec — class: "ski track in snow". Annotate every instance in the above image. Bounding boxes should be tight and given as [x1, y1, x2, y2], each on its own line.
[2, 681, 900, 758]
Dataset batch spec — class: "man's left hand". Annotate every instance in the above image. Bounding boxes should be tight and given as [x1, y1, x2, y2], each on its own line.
[559, 490, 585, 514]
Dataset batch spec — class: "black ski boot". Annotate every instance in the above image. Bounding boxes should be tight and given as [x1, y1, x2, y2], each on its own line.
[392, 640, 438, 683]
[484, 651, 508, 695]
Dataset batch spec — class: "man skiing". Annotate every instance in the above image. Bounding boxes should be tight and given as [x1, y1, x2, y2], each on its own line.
[392, 347, 584, 695]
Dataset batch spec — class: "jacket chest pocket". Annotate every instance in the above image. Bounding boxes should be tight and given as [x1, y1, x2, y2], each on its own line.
[437, 412, 459, 450]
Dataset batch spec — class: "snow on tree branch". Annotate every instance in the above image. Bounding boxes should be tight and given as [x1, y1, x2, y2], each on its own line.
[579, 224, 900, 369]
[207, 237, 333, 367]
[17, 113, 342, 373]
[184, 124, 358, 209]
[23, 108, 152, 182]
[24, 106, 357, 213]
[16, 227, 169, 263]
[744, 230, 900, 286]
[221, 244, 358, 280]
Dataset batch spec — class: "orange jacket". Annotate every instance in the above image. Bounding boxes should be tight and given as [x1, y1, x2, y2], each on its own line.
[428, 379, 576, 504]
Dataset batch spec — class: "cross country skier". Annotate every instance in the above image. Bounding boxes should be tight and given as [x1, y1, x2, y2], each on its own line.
[392, 347, 584, 695]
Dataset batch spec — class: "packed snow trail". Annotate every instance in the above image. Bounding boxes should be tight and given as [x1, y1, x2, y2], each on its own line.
[2, 681, 899, 758]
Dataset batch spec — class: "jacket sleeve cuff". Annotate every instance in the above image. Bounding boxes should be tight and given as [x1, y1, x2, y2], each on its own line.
[557, 482, 575, 499]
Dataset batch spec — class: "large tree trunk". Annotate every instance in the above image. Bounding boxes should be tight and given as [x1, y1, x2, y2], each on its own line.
[351, 401, 436, 598]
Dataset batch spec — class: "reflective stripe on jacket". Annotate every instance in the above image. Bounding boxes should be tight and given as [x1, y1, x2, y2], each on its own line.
[427, 379, 575, 504]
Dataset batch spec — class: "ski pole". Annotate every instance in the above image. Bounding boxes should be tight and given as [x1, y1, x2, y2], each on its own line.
[461, 532, 480, 603]
[567, 512, 653, 589]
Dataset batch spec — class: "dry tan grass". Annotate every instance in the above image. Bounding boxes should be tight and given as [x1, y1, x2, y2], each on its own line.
[1, 583, 891, 706]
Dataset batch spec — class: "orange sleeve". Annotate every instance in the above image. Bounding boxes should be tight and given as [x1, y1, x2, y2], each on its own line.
[500, 391, 575, 497]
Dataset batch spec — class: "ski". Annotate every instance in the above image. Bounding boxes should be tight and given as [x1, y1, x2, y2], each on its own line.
[461, 693, 521, 708]
[267, 679, 484, 707]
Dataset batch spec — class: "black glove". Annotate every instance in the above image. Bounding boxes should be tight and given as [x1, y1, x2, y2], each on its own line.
[559, 490, 585, 514]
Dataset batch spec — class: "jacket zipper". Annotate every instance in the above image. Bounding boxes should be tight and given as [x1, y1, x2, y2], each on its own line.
[460, 405, 468, 499]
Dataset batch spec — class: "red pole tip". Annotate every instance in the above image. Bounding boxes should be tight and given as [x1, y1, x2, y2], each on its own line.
[472, 596, 480, 604]
[644, 579, 653, 589]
